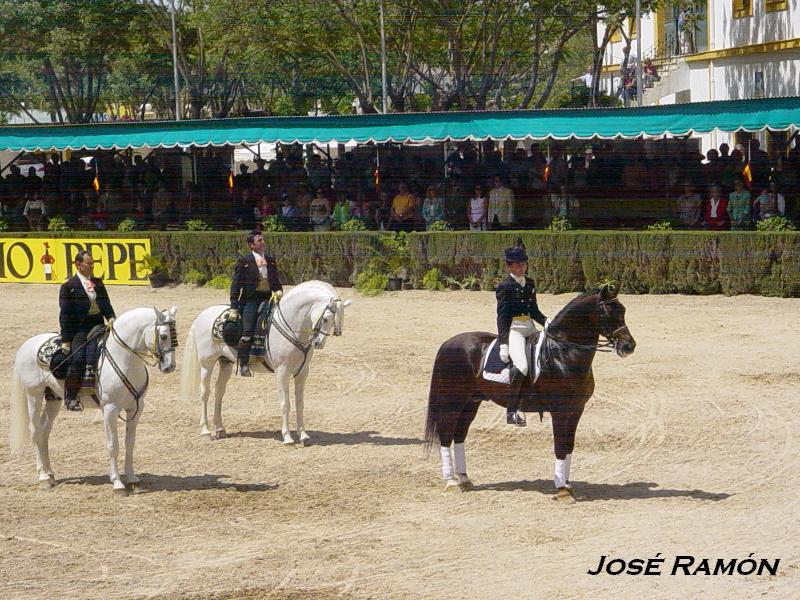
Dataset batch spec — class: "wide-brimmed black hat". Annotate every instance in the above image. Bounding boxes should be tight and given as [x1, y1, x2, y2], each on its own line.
[504, 246, 528, 263]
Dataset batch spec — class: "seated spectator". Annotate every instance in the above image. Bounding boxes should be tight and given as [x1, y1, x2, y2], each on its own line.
[548, 184, 580, 220]
[254, 194, 277, 220]
[375, 190, 392, 230]
[422, 185, 445, 230]
[308, 189, 332, 232]
[92, 200, 110, 231]
[467, 185, 488, 232]
[280, 195, 301, 230]
[152, 183, 172, 228]
[727, 177, 752, 230]
[349, 193, 364, 219]
[643, 59, 659, 88]
[389, 182, 418, 231]
[177, 181, 195, 222]
[702, 184, 729, 230]
[332, 193, 351, 229]
[753, 181, 786, 220]
[23, 194, 46, 231]
[675, 182, 703, 228]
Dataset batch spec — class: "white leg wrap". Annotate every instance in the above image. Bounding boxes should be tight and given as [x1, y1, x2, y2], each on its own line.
[453, 443, 467, 475]
[554, 458, 568, 489]
[440, 445, 454, 480]
[564, 453, 573, 488]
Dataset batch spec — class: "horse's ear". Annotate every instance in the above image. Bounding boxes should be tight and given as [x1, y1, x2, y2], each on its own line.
[343, 300, 352, 307]
[169, 305, 178, 318]
[153, 306, 163, 322]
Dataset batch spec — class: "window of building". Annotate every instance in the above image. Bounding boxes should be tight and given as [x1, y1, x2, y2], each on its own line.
[765, 0, 788, 12]
[733, 0, 752, 18]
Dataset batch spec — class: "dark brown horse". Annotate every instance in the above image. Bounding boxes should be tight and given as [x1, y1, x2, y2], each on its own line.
[424, 285, 636, 502]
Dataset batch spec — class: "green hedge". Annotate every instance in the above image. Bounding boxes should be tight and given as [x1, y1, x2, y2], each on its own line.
[2, 230, 798, 296]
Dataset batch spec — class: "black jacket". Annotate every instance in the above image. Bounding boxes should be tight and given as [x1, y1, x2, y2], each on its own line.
[59, 275, 116, 342]
[230, 253, 283, 311]
[496, 274, 547, 345]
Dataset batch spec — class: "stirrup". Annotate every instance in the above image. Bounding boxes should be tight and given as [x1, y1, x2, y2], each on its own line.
[506, 410, 526, 427]
[239, 362, 253, 377]
[65, 397, 83, 412]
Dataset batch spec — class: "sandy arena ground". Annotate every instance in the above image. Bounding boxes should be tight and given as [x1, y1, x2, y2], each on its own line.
[0, 283, 798, 599]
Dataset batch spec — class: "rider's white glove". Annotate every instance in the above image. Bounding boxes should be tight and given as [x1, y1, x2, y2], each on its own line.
[229, 309, 240, 320]
[544, 318, 551, 331]
[499, 344, 510, 363]
[274, 290, 283, 301]
[61, 342, 71, 353]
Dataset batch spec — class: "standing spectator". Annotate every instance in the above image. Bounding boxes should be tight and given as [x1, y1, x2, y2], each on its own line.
[702, 184, 729, 230]
[467, 184, 488, 232]
[389, 182, 418, 231]
[332, 193, 351, 229]
[422, 185, 445, 230]
[548, 184, 580, 221]
[23, 193, 46, 231]
[306, 154, 331, 191]
[488, 176, 515, 228]
[375, 190, 392, 230]
[675, 182, 703, 228]
[748, 139, 771, 193]
[754, 181, 786, 220]
[254, 193, 276, 221]
[727, 177, 752, 230]
[280, 195, 301, 230]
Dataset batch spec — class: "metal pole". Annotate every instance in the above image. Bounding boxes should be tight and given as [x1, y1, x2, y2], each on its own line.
[635, 0, 643, 107]
[171, 0, 181, 121]
[379, 0, 388, 114]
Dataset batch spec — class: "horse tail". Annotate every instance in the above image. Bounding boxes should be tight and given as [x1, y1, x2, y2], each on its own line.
[180, 324, 201, 401]
[9, 368, 31, 454]
[424, 347, 449, 456]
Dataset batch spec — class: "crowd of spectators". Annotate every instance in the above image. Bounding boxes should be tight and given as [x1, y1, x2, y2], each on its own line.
[0, 137, 798, 232]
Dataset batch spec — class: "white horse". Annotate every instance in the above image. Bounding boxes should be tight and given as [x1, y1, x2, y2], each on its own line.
[9, 306, 179, 496]
[181, 280, 350, 445]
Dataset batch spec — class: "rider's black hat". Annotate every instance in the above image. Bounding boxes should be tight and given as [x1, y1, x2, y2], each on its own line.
[504, 246, 528, 263]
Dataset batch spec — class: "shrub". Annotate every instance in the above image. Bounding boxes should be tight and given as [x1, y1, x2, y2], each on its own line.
[422, 267, 445, 291]
[355, 269, 388, 296]
[207, 274, 232, 289]
[47, 217, 71, 232]
[261, 215, 287, 232]
[428, 220, 453, 231]
[117, 218, 137, 232]
[140, 253, 166, 274]
[339, 218, 367, 231]
[0, 219, 9, 232]
[547, 216, 574, 231]
[756, 216, 796, 231]
[186, 219, 212, 232]
[646, 221, 674, 231]
[183, 269, 207, 286]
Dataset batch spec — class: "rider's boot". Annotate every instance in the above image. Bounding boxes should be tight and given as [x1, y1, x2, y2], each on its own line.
[80, 365, 96, 392]
[237, 338, 253, 377]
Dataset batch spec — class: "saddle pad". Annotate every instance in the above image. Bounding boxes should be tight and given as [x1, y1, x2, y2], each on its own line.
[481, 331, 546, 384]
[37, 334, 62, 368]
[212, 308, 235, 342]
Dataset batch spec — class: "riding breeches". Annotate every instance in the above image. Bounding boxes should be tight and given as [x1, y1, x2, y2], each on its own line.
[241, 297, 269, 339]
[509, 317, 536, 375]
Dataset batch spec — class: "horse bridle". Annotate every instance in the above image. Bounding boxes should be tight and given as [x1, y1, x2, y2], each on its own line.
[543, 298, 628, 353]
[269, 297, 344, 376]
[100, 317, 179, 422]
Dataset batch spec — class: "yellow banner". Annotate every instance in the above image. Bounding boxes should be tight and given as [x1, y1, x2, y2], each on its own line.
[0, 238, 152, 285]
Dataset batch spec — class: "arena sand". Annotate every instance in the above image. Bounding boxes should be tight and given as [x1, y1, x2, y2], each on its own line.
[0, 283, 798, 599]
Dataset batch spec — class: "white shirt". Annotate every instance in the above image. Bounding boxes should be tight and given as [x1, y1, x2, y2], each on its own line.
[709, 197, 721, 219]
[77, 272, 97, 302]
[510, 273, 526, 287]
[252, 251, 268, 279]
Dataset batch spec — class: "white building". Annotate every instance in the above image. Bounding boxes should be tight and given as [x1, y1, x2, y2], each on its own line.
[599, 1, 800, 153]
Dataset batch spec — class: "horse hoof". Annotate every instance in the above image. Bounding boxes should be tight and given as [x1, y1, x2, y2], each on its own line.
[113, 487, 129, 498]
[38, 479, 55, 490]
[444, 479, 463, 493]
[127, 481, 141, 493]
[201, 432, 213, 441]
[457, 478, 475, 491]
[282, 439, 295, 447]
[553, 487, 576, 504]
[214, 430, 226, 440]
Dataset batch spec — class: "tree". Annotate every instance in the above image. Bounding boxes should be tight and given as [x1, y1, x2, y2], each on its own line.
[0, 0, 143, 123]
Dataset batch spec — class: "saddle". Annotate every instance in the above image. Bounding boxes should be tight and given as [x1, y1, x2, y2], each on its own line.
[481, 331, 545, 385]
[37, 325, 107, 381]
[212, 302, 275, 356]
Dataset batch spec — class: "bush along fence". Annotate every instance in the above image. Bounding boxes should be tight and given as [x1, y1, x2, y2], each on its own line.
[2, 231, 798, 297]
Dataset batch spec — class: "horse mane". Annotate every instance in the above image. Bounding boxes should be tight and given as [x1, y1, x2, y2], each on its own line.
[283, 280, 337, 301]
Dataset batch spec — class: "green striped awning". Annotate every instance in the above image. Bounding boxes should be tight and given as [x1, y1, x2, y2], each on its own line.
[1, 96, 799, 152]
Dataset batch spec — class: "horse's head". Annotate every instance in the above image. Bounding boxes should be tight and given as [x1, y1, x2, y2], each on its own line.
[310, 297, 352, 349]
[597, 286, 636, 357]
[147, 305, 179, 372]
